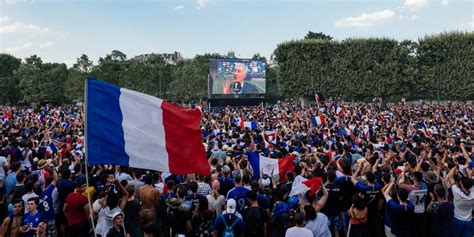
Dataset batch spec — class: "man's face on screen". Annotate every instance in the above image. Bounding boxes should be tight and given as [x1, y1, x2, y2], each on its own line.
[233, 64, 247, 84]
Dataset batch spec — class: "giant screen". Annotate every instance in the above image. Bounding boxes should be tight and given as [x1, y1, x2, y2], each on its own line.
[210, 59, 266, 95]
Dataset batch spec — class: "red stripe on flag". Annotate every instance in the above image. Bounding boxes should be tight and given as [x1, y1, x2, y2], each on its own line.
[278, 155, 295, 183]
[161, 101, 210, 175]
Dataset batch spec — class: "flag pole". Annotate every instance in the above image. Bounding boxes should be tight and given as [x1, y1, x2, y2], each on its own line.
[84, 77, 97, 237]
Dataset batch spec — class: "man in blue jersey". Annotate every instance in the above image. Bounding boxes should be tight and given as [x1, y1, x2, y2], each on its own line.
[21, 197, 45, 237]
[226, 172, 249, 213]
[39, 169, 58, 237]
[383, 178, 415, 237]
[352, 162, 382, 237]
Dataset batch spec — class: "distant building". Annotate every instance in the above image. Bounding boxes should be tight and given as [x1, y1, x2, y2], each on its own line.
[226, 51, 236, 58]
[133, 52, 183, 64]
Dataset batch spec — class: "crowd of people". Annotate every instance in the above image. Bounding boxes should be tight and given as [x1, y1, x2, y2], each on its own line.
[0, 99, 472, 237]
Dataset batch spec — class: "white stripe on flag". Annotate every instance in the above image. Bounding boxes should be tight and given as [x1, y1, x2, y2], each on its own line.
[119, 88, 170, 172]
[260, 155, 280, 184]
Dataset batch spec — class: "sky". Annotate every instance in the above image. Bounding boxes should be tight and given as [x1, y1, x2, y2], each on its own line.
[0, 0, 473, 66]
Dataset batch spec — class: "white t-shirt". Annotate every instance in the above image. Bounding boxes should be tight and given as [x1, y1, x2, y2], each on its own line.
[452, 185, 474, 221]
[0, 156, 8, 180]
[207, 194, 226, 216]
[21, 150, 32, 171]
[93, 200, 122, 237]
[285, 226, 313, 237]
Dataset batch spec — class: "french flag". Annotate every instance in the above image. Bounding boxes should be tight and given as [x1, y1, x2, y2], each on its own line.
[61, 122, 71, 129]
[264, 130, 276, 141]
[311, 115, 326, 126]
[335, 106, 344, 116]
[322, 130, 329, 140]
[290, 175, 323, 197]
[1, 111, 9, 124]
[314, 94, 320, 102]
[247, 152, 294, 184]
[86, 79, 210, 175]
[45, 142, 58, 157]
[240, 116, 258, 130]
[36, 114, 45, 122]
[421, 119, 431, 137]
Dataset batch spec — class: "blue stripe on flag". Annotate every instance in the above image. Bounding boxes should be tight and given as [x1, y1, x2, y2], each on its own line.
[87, 78, 129, 166]
[250, 121, 258, 129]
[311, 117, 317, 126]
[247, 152, 260, 180]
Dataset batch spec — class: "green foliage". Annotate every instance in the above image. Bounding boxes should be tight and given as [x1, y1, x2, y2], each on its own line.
[304, 31, 333, 41]
[16, 55, 68, 104]
[0, 54, 22, 104]
[275, 31, 473, 101]
[168, 53, 223, 101]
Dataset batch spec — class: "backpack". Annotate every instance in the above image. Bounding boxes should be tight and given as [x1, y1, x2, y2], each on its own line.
[220, 215, 239, 237]
[243, 207, 263, 236]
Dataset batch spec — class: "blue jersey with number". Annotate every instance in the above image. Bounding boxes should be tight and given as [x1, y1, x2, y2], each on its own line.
[39, 184, 56, 221]
[226, 187, 249, 212]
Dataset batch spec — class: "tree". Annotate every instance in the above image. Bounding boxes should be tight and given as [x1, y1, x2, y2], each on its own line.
[304, 31, 333, 41]
[0, 54, 22, 104]
[16, 55, 68, 103]
[64, 54, 93, 101]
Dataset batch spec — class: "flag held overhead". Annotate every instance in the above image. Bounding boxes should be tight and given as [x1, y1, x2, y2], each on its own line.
[85, 78, 210, 175]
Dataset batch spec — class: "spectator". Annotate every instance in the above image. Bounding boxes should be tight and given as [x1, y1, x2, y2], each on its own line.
[285, 212, 312, 237]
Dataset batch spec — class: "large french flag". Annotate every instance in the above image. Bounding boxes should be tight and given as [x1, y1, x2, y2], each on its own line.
[311, 115, 326, 126]
[247, 152, 294, 184]
[86, 79, 210, 175]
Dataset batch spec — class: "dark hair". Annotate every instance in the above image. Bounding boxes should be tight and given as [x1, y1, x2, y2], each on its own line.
[143, 174, 153, 185]
[342, 163, 351, 175]
[27, 197, 39, 205]
[304, 205, 317, 220]
[366, 171, 376, 183]
[167, 180, 175, 191]
[106, 192, 119, 209]
[176, 184, 187, 198]
[286, 172, 295, 182]
[10, 162, 21, 172]
[413, 171, 423, 183]
[434, 184, 446, 198]
[16, 172, 26, 183]
[397, 188, 409, 202]
[352, 194, 366, 210]
[327, 169, 337, 182]
[294, 212, 305, 225]
[247, 190, 257, 201]
[24, 182, 33, 193]
[61, 169, 71, 180]
[461, 177, 473, 190]
[189, 181, 198, 193]
[143, 222, 160, 236]
[13, 198, 24, 206]
[133, 169, 143, 179]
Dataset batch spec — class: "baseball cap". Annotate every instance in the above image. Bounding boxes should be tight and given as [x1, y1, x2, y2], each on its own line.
[226, 199, 237, 214]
